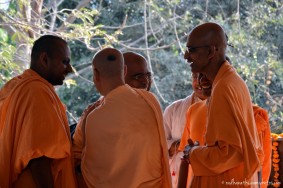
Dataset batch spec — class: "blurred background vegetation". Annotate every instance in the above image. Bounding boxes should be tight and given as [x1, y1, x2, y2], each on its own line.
[0, 0, 282, 132]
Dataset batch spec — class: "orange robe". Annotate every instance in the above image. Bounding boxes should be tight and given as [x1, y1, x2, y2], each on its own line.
[179, 102, 271, 187]
[72, 98, 104, 188]
[81, 84, 172, 188]
[178, 100, 207, 186]
[253, 105, 271, 188]
[0, 69, 77, 188]
[72, 97, 104, 167]
[188, 62, 263, 187]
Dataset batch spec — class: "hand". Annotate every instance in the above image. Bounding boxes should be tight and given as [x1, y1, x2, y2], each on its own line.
[168, 140, 180, 157]
[181, 139, 199, 163]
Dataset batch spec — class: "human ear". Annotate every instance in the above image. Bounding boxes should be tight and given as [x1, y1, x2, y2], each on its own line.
[93, 68, 100, 82]
[208, 46, 216, 59]
[39, 52, 48, 67]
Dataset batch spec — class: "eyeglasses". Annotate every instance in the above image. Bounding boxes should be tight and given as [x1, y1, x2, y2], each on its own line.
[186, 45, 210, 53]
[132, 72, 152, 81]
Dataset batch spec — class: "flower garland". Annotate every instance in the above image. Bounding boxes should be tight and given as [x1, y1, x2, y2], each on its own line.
[271, 133, 283, 188]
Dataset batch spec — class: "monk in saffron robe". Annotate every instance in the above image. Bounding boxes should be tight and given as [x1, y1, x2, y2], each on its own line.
[163, 73, 205, 187]
[72, 51, 153, 187]
[81, 48, 171, 188]
[182, 22, 263, 187]
[179, 74, 271, 187]
[0, 35, 77, 187]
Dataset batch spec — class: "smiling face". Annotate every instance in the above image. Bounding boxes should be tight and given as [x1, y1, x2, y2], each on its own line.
[45, 40, 72, 85]
[184, 34, 211, 74]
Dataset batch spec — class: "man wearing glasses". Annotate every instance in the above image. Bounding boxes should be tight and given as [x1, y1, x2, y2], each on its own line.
[124, 51, 152, 91]
[181, 22, 263, 187]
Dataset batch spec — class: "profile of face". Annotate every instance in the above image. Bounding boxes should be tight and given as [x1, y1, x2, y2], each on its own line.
[45, 41, 72, 85]
[184, 34, 210, 74]
[198, 73, 212, 97]
[124, 54, 152, 91]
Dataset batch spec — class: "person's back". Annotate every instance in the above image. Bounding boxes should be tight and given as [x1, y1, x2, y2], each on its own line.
[83, 85, 166, 187]
[72, 51, 154, 187]
[81, 48, 171, 188]
[0, 35, 76, 188]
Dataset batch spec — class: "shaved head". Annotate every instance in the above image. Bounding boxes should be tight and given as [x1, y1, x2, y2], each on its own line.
[189, 22, 227, 55]
[123, 52, 151, 90]
[92, 48, 125, 96]
[184, 22, 228, 81]
[123, 52, 147, 67]
[92, 48, 124, 79]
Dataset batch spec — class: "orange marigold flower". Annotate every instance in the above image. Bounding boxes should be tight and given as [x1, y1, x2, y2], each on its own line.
[273, 142, 279, 146]
[273, 154, 279, 158]
[274, 172, 280, 178]
[274, 167, 280, 171]
[273, 159, 280, 163]
[272, 146, 278, 151]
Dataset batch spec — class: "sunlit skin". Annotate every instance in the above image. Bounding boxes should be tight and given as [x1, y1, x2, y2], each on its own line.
[124, 52, 152, 91]
[183, 23, 227, 84]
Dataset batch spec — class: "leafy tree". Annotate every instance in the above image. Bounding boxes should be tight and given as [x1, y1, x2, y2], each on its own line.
[0, 0, 282, 133]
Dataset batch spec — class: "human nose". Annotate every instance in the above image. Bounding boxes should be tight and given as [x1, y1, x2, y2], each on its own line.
[184, 50, 192, 62]
[66, 63, 74, 74]
[184, 50, 189, 59]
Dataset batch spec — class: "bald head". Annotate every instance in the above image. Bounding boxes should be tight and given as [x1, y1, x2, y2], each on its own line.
[189, 22, 227, 54]
[123, 52, 151, 91]
[92, 48, 125, 96]
[184, 22, 228, 81]
[123, 52, 147, 66]
[92, 48, 125, 78]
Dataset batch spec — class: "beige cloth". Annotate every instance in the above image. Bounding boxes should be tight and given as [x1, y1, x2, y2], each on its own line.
[81, 84, 172, 188]
[163, 93, 201, 187]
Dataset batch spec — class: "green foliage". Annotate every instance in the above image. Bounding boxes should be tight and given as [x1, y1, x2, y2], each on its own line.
[0, 0, 282, 133]
[0, 29, 19, 87]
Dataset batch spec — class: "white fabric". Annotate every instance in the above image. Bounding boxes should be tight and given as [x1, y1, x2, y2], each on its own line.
[163, 93, 201, 188]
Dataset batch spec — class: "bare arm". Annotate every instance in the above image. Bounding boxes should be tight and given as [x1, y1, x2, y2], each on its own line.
[29, 156, 54, 188]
